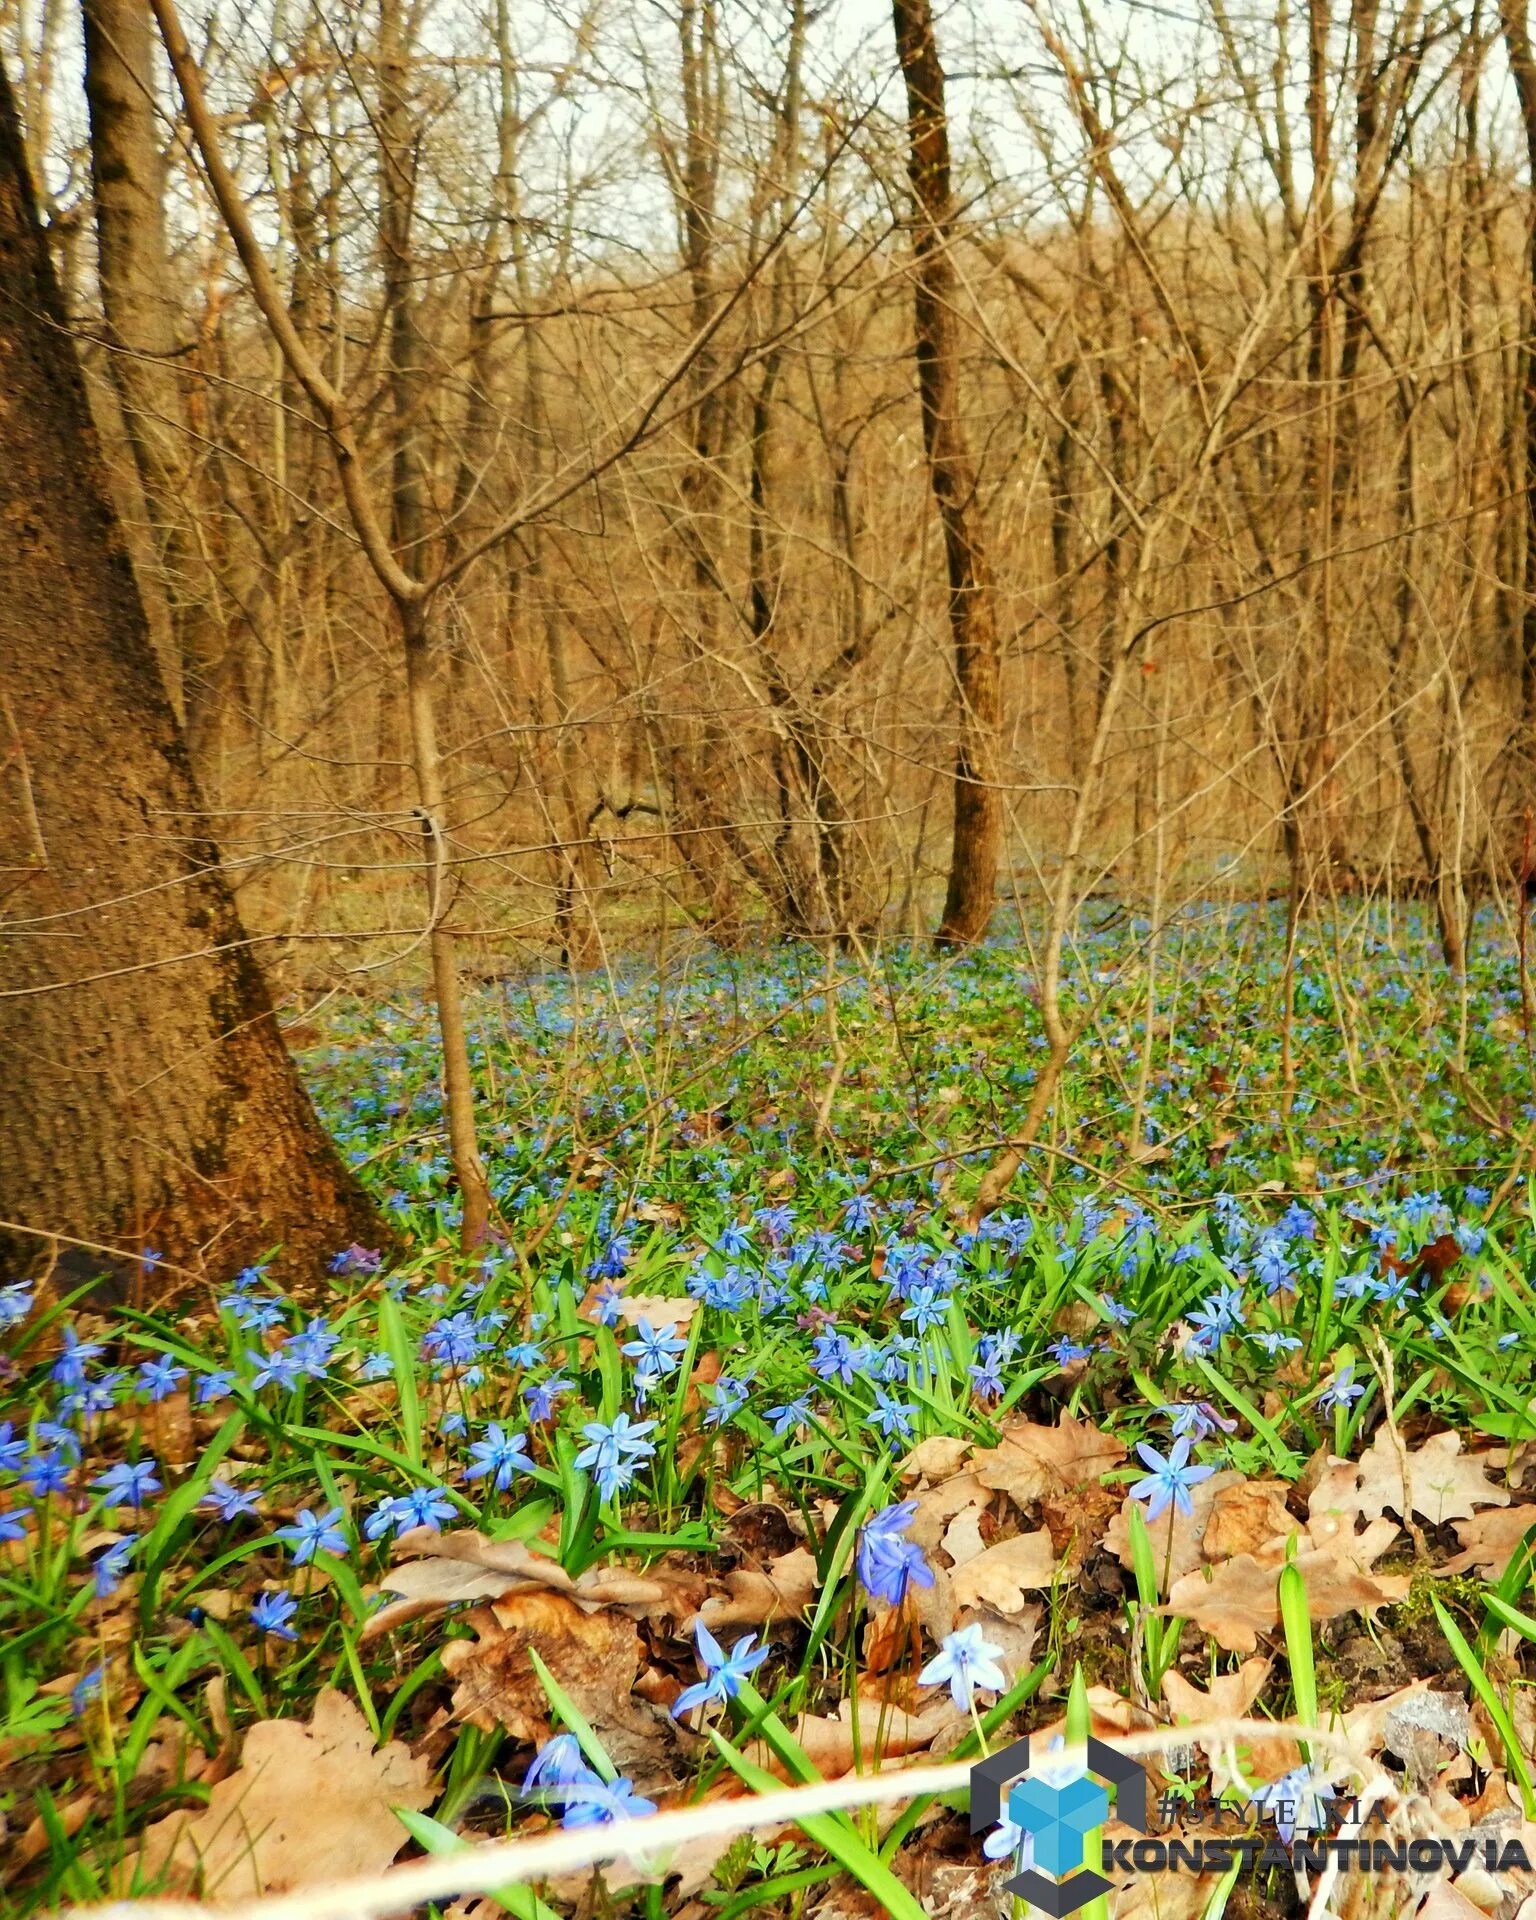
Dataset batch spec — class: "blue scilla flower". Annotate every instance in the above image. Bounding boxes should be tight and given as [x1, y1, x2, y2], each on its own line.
[670, 1621, 769, 1718]
[857, 1501, 934, 1606]
[464, 1425, 535, 1491]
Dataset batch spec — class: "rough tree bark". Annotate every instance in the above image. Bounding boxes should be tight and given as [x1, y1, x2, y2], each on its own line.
[0, 64, 382, 1291]
[891, 0, 1003, 947]
[81, 0, 225, 768]
[1500, 0, 1536, 760]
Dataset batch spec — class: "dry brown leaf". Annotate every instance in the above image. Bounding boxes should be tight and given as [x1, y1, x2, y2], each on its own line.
[697, 1546, 818, 1631]
[1160, 1549, 1411, 1653]
[941, 1504, 990, 1570]
[396, 1527, 577, 1590]
[1160, 1658, 1297, 1788]
[951, 1530, 1057, 1613]
[1442, 1506, 1536, 1578]
[745, 1694, 963, 1778]
[1039, 1482, 1123, 1572]
[900, 1436, 973, 1482]
[129, 1690, 430, 1899]
[1202, 1480, 1298, 1561]
[440, 1589, 662, 1778]
[608, 1294, 700, 1332]
[971, 1414, 1126, 1509]
[1104, 1471, 1242, 1585]
[1347, 1431, 1512, 1528]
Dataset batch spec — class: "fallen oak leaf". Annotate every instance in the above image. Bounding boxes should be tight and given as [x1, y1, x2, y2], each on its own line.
[971, 1414, 1126, 1510]
[126, 1689, 430, 1898]
[1442, 1506, 1536, 1578]
[1104, 1471, 1243, 1585]
[696, 1547, 818, 1632]
[440, 1589, 664, 1780]
[950, 1530, 1058, 1614]
[1160, 1549, 1410, 1653]
[1345, 1431, 1512, 1529]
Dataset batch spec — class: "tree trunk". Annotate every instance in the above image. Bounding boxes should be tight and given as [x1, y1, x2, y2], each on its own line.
[0, 64, 382, 1293]
[82, 0, 225, 770]
[890, 0, 1003, 946]
[1501, 0, 1536, 763]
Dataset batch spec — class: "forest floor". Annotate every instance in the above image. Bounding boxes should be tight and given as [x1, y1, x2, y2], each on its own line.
[6, 902, 1536, 1920]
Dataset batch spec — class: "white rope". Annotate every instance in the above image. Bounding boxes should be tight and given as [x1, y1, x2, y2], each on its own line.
[77, 1715, 1399, 1920]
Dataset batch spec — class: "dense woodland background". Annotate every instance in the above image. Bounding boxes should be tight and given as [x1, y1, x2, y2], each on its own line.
[11, 0, 1536, 966]
[9, 0, 1536, 1265]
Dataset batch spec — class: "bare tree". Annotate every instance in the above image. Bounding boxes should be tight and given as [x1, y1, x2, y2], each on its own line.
[0, 57, 382, 1288]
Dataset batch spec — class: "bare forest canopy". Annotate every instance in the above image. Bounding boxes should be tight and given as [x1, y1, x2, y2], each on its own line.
[8, 0, 1536, 979]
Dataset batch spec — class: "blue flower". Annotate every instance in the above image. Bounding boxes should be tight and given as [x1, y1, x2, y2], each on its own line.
[250, 1589, 299, 1640]
[0, 1422, 26, 1475]
[621, 1319, 687, 1378]
[811, 1331, 857, 1383]
[574, 1413, 657, 1503]
[0, 1505, 31, 1543]
[717, 1224, 752, 1257]
[1251, 1330, 1303, 1356]
[1316, 1366, 1365, 1413]
[465, 1425, 535, 1491]
[195, 1369, 237, 1405]
[524, 1375, 574, 1422]
[246, 1346, 305, 1393]
[670, 1621, 769, 1717]
[200, 1478, 261, 1521]
[765, 1397, 811, 1435]
[900, 1285, 950, 1335]
[544, 1773, 657, 1828]
[704, 1377, 750, 1429]
[869, 1389, 917, 1444]
[843, 1195, 875, 1233]
[51, 1330, 105, 1389]
[22, 1450, 70, 1498]
[1128, 1437, 1215, 1520]
[522, 1732, 590, 1793]
[0, 1283, 35, 1330]
[857, 1501, 934, 1606]
[919, 1623, 1007, 1710]
[275, 1505, 349, 1565]
[91, 1534, 137, 1597]
[93, 1460, 162, 1510]
[1161, 1402, 1236, 1441]
[422, 1312, 485, 1367]
[363, 1484, 457, 1540]
[136, 1357, 188, 1402]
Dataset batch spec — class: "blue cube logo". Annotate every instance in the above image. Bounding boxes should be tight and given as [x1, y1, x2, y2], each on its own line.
[971, 1732, 1147, 1916]
[1009, 1771, 1110, 1877]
